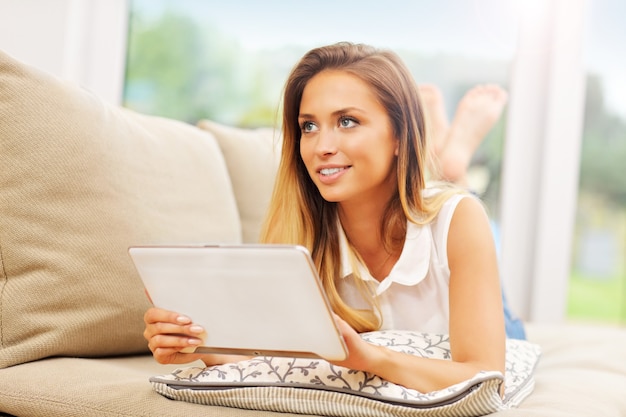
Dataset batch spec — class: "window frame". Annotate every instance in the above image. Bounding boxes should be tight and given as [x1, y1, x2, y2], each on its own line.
[499, 0, 587, 322]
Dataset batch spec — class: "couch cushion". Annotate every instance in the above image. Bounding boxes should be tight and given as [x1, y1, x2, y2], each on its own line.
[0, 50, 241, 368]
[0, 355, 309, 417]
[197, 120, 280, 243]
[3, 323, 626, 417]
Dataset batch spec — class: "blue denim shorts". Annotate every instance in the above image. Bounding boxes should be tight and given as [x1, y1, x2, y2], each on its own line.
[502, 289, 526, 339]
[491, 220, 527, 340]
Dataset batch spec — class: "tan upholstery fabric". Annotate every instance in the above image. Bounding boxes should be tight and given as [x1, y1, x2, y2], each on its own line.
[0, 50, 241, 368]
[1, 323, 625, 416]
[197, 120, 280, 243]
[0, 356, 308, 417]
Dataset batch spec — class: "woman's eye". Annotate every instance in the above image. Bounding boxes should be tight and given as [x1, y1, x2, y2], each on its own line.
[339, 117, 357, 128]
[301, 121, 317, 133]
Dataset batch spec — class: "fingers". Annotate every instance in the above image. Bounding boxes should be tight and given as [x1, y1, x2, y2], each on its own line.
[144, 306, 190, 326]
[144, 321, 205, 343]
[332, 313, 352, 334]
[148, 333, 203, 364]
[143, 307, 207, 364]
[143, 307, 204, 338]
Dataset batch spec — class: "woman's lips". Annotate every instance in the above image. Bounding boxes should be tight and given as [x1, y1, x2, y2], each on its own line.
[317, 166, 349, 184]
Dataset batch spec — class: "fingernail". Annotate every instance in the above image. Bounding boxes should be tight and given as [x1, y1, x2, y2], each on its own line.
[176, 316, 191, 324]
[190, 325, 204, 334]
[188, 338, 201, 345]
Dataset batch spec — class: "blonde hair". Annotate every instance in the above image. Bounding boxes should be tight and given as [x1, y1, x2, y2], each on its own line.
[260, 42, 462, 332]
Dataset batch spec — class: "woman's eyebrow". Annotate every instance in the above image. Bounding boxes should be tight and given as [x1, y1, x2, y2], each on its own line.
[298, 107, 364, 119]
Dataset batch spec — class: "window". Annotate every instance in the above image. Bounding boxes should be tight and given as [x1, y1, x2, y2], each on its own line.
[126, 0, 623, 326]
[567, 0, 626, 325]
[124, 0, 522, 220]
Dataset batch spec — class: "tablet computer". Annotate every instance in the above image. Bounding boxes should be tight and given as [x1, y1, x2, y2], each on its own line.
[128, 244, 348, 361]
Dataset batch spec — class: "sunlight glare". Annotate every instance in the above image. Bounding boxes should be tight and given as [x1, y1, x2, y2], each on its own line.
[510, 0, 549, 21]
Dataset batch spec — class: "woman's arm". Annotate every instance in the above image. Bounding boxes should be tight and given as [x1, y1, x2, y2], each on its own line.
[331, 197, 506, 393]
[144, 307, 251, 366]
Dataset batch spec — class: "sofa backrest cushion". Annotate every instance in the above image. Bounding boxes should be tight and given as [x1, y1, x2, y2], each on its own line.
[0, 50, 241, 368]
[197, 120, 280, 243]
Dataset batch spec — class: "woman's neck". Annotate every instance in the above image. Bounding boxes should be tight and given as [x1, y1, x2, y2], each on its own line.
[338, 200, 403, 281]
[337, 201, 383, 252]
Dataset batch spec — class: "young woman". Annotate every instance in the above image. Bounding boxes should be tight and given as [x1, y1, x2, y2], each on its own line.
[144, 42, 506, 394]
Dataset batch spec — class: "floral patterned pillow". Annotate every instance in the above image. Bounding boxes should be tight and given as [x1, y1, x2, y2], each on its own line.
[150, 331, 541, 417]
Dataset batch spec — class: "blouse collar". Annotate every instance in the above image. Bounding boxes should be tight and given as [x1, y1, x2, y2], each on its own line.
[338, 220, 431, 295]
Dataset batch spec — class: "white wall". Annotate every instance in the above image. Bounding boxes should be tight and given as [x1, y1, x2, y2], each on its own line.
[0, 0, 129, 104]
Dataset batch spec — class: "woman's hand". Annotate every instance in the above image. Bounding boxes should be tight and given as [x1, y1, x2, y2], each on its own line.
[143, 307, 208, 365]
[329, 314, 384, 372]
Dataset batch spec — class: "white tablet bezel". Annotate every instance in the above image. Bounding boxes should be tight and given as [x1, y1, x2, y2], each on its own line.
[129, 244, 348, 361]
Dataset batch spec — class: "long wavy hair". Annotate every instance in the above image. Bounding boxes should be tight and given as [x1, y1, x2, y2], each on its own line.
[260, 42, 460, 332]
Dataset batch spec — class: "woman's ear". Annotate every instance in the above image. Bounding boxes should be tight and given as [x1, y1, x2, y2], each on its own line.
[394, 139, 400, 156]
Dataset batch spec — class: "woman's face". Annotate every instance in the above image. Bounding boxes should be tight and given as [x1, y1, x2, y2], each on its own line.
[298, 70, 399, 206]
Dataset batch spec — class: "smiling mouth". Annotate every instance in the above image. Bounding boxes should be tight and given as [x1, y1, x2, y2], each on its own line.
[319, 167, 347, 176]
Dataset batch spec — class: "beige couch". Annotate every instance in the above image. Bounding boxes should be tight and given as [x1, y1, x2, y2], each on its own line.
[1, 49, 625, 417]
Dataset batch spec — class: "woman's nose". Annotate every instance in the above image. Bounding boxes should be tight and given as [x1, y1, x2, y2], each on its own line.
[316, 127, 338, 155]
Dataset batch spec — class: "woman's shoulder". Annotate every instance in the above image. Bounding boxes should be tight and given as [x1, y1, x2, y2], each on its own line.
[447, 195, 491, 235]
[418, 184, 484, 248]
[423, 182, 473, 217]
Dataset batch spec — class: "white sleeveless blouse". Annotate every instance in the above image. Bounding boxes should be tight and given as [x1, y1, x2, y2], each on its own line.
[336, 194, 467, 333]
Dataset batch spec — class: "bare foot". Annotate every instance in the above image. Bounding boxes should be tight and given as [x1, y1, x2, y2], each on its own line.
[438, 84, 508, 185]
[418, 84, 450, 157]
